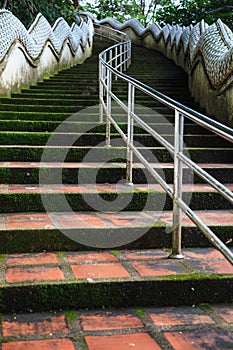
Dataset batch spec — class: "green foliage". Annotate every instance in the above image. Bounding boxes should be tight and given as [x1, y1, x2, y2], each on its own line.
[80, 0, 160, 26]
[80, 0, 233, 29]
[156, 0, 233, 29]
[0, 0, 80, 27]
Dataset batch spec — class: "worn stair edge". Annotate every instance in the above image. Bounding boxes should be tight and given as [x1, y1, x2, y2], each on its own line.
[0, 210, 232, 253]
[0, 248, 233, 313]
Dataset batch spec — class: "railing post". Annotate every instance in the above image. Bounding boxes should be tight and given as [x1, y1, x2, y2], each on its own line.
[119, 44, 123, 72]
[115, 46, 118, 81]
[126, 82, 135, 185]
[128, 41, 131, 68]
[99, 59, 104, 122]
[170, 109, 184, 259]
[106, 67, 112, 147]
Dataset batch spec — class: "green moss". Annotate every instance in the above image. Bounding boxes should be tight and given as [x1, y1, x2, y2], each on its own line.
[64, 310, 78, 322]
[135, 308, 145, 318]
[199, 304, 212, 312]
[0, 255, 7, 263]
[56, 252, 66, 259]
[111, 250, 121, 257]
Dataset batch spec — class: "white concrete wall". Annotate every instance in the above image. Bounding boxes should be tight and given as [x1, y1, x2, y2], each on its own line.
[0, 10, 94, 95]
[98, 18, 233, 127]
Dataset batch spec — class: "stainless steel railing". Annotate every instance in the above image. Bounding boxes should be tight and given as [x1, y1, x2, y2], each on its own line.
[94, 23, 233, 264]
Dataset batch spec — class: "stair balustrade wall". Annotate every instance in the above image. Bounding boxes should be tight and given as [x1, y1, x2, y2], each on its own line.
[0, 10, 94, 95]
[96, 17, 233, 127]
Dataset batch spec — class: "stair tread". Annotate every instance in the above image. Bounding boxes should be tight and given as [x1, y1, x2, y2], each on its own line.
[1, 210, 232, 231]
[1, 183, 232, 194]
[0, 303, 233, 349]
[0, 161, 232, 168]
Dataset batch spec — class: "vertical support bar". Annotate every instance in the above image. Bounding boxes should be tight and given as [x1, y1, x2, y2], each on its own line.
[124, 43, 127, 71]
[115, 46, 118, 81]
[126, 82, 135, 185]
[128, 41, 131, 68]
[170, 110, 184, 259]
[109, 49, 112, 67]
[99, 59, 104, 122]
[119, 44, 123, 72]
[106, 68, 112, 147]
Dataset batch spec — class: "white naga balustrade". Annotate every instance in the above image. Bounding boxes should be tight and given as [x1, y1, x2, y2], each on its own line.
[96, 17, 233, 127]
[0, 10, 94, 95]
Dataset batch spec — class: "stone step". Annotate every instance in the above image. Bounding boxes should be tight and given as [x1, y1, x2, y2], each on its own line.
[0, 210, 232, 253]
[0, 144, 232, 163]
[0, 131, 229, 148]
[0, 303, 233, 349]
[0, 183, 232, 213]
[0, 248, 233, 313]
[0, 161, 231, 184]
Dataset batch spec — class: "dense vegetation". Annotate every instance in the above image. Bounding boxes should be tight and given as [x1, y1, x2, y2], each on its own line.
[0, 0, 232, 29]
[80, 0, 233, 29]
[0, 0, 79, 26]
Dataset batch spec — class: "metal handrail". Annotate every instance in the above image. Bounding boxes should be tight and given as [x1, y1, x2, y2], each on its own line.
[95, 23, 233, 264]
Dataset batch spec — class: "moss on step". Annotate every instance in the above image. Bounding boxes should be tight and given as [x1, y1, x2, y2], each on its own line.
[64, 310, 78, 322]
[1, 277, 233, 313]
[0, 226, 232, 255]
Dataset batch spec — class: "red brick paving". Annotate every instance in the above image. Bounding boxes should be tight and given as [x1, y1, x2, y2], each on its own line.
[6, 253, 58, 266]
[2, 339, 75, 350]
[2, 314, 69, 337]
[164, 329, 233, 349]
[1, 210, 233, 230]
[187, 259, 233, 274]
[132, 261, 190, 277]
[6, 266, 65, 283]
[184, 248, 225, 260]
[148, 307, 214, 327]
[80, 312, 144, 331]
[71, 263, 130, 279]
[212, 305, 233, 323]
[1, 304, 233, 349]
[67, 251, 118, 263]
[2, 183, 233, 194]
[85, 333, 161, 350]
[1, 248, 233, 285]
[124, 250, 169, 260]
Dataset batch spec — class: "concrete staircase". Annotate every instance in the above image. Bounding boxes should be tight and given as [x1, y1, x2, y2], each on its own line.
[0, 38, 232, 315]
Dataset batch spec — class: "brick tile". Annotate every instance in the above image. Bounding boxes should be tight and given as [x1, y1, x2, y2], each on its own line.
[188, 260, 233, 274]
[67, 252, 118, 263]
[6, 214, 52, 229]
[2, 339, 75, 350]
[164, 329, 233, 349]
[212, 305, 233, 323]
[6, 266, 65, 283]
[80, 312, 143, 331]
[132, 261, 189, 277]
[148, 307, 214, 327]
[57, 216, 107, 228]
[2, 314, 68, 337]
[184, 248, 224, 260]
[124, 250, 168, 261]
[85, 333, 161, 350]
[71, 263, 130, 279]
[102, 213, 147, 226]
[6, 253, 58, 266]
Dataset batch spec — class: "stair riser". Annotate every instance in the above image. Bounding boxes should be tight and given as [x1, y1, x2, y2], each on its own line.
[1, 278, 232, 313]
[0, 168, 231, 184]
[0, 146, 232, 163]
[0, 192, 231, 213]
[0, 98, 99, 106]
[0, 132, 230, 148]
[0, 226, 232, 254]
